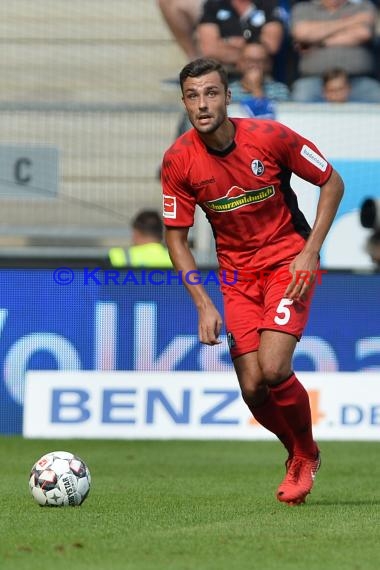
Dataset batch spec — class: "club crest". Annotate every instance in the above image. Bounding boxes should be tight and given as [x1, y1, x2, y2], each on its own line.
[251, 159, 265, 176]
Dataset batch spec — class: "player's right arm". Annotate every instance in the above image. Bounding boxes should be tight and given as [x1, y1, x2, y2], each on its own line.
[161, 142, 222, 345]
[165, 226, 222, 345]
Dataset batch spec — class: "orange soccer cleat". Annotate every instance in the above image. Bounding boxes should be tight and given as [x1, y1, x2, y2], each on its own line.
[277, 450, 321, 505]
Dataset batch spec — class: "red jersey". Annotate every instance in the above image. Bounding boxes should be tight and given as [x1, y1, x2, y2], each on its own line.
[161, 118, 332, 273]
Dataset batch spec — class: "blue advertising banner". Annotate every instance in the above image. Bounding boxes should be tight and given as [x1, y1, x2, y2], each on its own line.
[0, 269, 379, 434]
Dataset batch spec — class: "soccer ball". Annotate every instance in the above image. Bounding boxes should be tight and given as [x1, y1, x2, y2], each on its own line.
[29, 450, 91, 507]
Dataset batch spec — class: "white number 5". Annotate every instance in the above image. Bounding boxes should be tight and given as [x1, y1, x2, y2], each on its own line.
[274, 298, 294, 325]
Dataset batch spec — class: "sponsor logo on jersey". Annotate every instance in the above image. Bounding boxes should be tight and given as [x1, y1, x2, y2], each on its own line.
[251, 159, 265, 176]
[204, 185, 275, 212]
[163, 195, 176, 218]
[193, 177, 216, 188]
[300, 145, 328, 172]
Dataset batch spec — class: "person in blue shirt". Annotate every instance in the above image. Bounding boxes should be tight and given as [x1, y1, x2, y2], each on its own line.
[229, 40, 290, 118]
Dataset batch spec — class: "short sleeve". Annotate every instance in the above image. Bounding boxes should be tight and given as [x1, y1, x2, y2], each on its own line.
[161, 152, 196, 227]
[269, 122, 333, 186]
[198, 0, 218, 25]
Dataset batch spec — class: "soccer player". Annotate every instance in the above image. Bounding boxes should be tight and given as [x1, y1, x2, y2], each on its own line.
[161, 58, 344, 505]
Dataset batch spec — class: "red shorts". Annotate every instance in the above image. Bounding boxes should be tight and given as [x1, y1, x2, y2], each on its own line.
[220, 266, 317, 359]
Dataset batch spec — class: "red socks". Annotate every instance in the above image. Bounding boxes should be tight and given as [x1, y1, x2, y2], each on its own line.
[270, 373, 317, 459]
[245, 374, 317, 460]
[251, 390, 294, 457]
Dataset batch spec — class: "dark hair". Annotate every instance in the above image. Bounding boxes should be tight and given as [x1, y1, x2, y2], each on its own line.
[322, 68, 350, 87]
[132, 210, 163, 240]
[179, 58, 229, 93]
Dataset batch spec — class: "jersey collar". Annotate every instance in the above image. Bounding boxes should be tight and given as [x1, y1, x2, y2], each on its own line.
[205, 139, 236, 157]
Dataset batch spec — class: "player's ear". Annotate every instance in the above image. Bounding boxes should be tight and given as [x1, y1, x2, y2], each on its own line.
[226, 89, 231, 106]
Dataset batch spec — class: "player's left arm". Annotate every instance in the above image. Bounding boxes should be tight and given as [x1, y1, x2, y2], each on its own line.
[285, 168, 344, 299]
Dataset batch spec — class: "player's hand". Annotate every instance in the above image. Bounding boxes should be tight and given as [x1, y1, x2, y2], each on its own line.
[198, 303, 223, 345]
[284, 251, 319, 300]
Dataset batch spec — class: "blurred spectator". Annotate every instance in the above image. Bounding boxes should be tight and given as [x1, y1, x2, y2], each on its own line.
[197, 0, 286, 79]
[290, 0, 380, 102]
[366, 231, 380, 269]
[360, 197, 380, 269]
[230, 40, 290, 102]
[322, 67, 351, 102]
[157, 0, 204, 60]
[108, 210, 172, 268]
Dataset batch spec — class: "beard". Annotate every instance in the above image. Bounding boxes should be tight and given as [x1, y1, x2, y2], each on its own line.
[190, 111, 227, 134]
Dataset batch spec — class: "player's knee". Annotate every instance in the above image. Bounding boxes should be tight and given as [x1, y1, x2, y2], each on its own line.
[259, 360, 290, 385]
[240, 383, 268, 407]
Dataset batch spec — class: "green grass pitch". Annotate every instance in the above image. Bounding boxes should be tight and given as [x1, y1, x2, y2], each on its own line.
[0, 437, 379, 570]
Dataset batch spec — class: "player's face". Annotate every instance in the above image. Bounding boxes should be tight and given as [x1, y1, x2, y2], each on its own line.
[182, 71, 231, 134]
